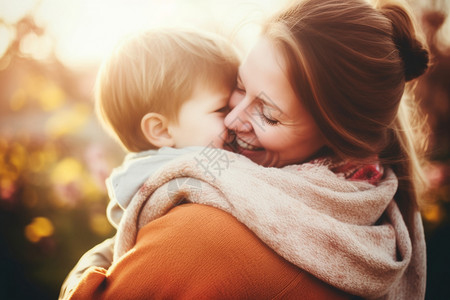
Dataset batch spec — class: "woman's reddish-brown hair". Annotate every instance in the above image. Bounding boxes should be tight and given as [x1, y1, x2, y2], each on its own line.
[262, 0, 429, 208]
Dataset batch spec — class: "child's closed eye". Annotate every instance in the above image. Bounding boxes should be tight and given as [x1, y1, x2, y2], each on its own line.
[235, 75, 246, 94]
[214, 106, 230, 114]
[235, 86, 245, 94]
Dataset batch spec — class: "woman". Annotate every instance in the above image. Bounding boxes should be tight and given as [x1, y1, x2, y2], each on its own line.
[66, 0, 429, 298]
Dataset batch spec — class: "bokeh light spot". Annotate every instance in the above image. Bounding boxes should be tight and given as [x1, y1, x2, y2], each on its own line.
[28, 151, 47, 173]
[81, 178, 103, 202]
[89, 213, 112, 236]
[25, 216, 54, 243]
[0, 177, 16, 200]
[19, 32, 53, 61]
[42, 142, 59, 164]
[23, 74, 66, 111]
[37, 79, 66, 111]
[9, 142, 27, 173]
[45, 103, 90, 137]
[51, 157, 83, 185]
[0, 168, 19, 183]
[422, 204, 445, 223]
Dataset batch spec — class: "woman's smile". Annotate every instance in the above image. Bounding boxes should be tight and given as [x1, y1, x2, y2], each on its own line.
[224, 37, 326, 167]
[235, 135, 263, 151]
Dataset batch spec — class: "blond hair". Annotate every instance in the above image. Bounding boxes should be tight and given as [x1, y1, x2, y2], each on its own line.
[262, 0, 429, 208]
[95, 28, 239, 152]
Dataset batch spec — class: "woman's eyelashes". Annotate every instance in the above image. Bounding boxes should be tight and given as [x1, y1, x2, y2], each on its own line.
[261, 114, 279, 125]
[259, 104, 280, 126]
[234, 82, 280, 126]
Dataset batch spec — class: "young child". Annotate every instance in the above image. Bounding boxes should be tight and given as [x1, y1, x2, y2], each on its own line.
[59, 27, 239, 299]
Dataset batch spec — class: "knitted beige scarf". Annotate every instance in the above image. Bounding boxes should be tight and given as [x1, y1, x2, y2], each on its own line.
[114, 149, 426, 299]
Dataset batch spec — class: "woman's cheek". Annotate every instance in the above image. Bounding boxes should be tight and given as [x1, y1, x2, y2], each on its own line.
[256, 126, 285, 149]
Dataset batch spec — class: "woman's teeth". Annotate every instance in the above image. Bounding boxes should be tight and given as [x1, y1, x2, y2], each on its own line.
[236, 137, 260, 151]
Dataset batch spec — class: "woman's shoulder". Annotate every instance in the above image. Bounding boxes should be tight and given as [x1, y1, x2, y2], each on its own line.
[70, 203, 351, 299]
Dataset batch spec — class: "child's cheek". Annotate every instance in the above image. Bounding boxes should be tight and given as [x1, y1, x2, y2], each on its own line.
[212, 117, 227, 149]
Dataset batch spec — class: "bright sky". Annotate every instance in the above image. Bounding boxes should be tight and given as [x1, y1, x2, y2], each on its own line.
[0, 0, 449, 70]
[0, 0, 284, 70]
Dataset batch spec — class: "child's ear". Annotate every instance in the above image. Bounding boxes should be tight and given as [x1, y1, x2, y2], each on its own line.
[141, 113, 175, 148]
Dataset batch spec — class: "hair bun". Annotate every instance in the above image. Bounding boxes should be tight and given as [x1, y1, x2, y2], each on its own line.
[381, 4, 429, 81]
[398, 43, 429, 81]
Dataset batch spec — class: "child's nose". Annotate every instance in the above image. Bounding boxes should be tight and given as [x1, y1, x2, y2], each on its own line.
[224, 100, 253, 133]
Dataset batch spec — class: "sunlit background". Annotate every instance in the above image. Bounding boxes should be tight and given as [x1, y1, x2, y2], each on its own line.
[0, 0, 449, 299]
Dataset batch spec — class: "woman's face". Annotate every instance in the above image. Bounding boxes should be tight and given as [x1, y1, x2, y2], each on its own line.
[224, 38, 326, 167]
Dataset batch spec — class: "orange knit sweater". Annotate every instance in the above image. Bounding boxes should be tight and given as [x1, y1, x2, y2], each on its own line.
[69, 203, 350, 299]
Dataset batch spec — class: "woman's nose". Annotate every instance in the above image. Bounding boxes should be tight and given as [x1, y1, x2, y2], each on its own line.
[224, 98, 253, 132]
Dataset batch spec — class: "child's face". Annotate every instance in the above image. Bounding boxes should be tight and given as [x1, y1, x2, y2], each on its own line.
[224, 38, 325, 167]
[169, 82, 231, 149]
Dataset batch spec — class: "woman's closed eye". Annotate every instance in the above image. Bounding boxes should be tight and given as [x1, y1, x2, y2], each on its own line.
[259, 104, 280, 126]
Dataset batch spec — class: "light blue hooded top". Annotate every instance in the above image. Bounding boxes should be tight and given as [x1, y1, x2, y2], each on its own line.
[106, 146, 204, 228]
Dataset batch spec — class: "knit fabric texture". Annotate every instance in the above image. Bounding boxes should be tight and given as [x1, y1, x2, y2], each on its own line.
[114, 149, 425, 299]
